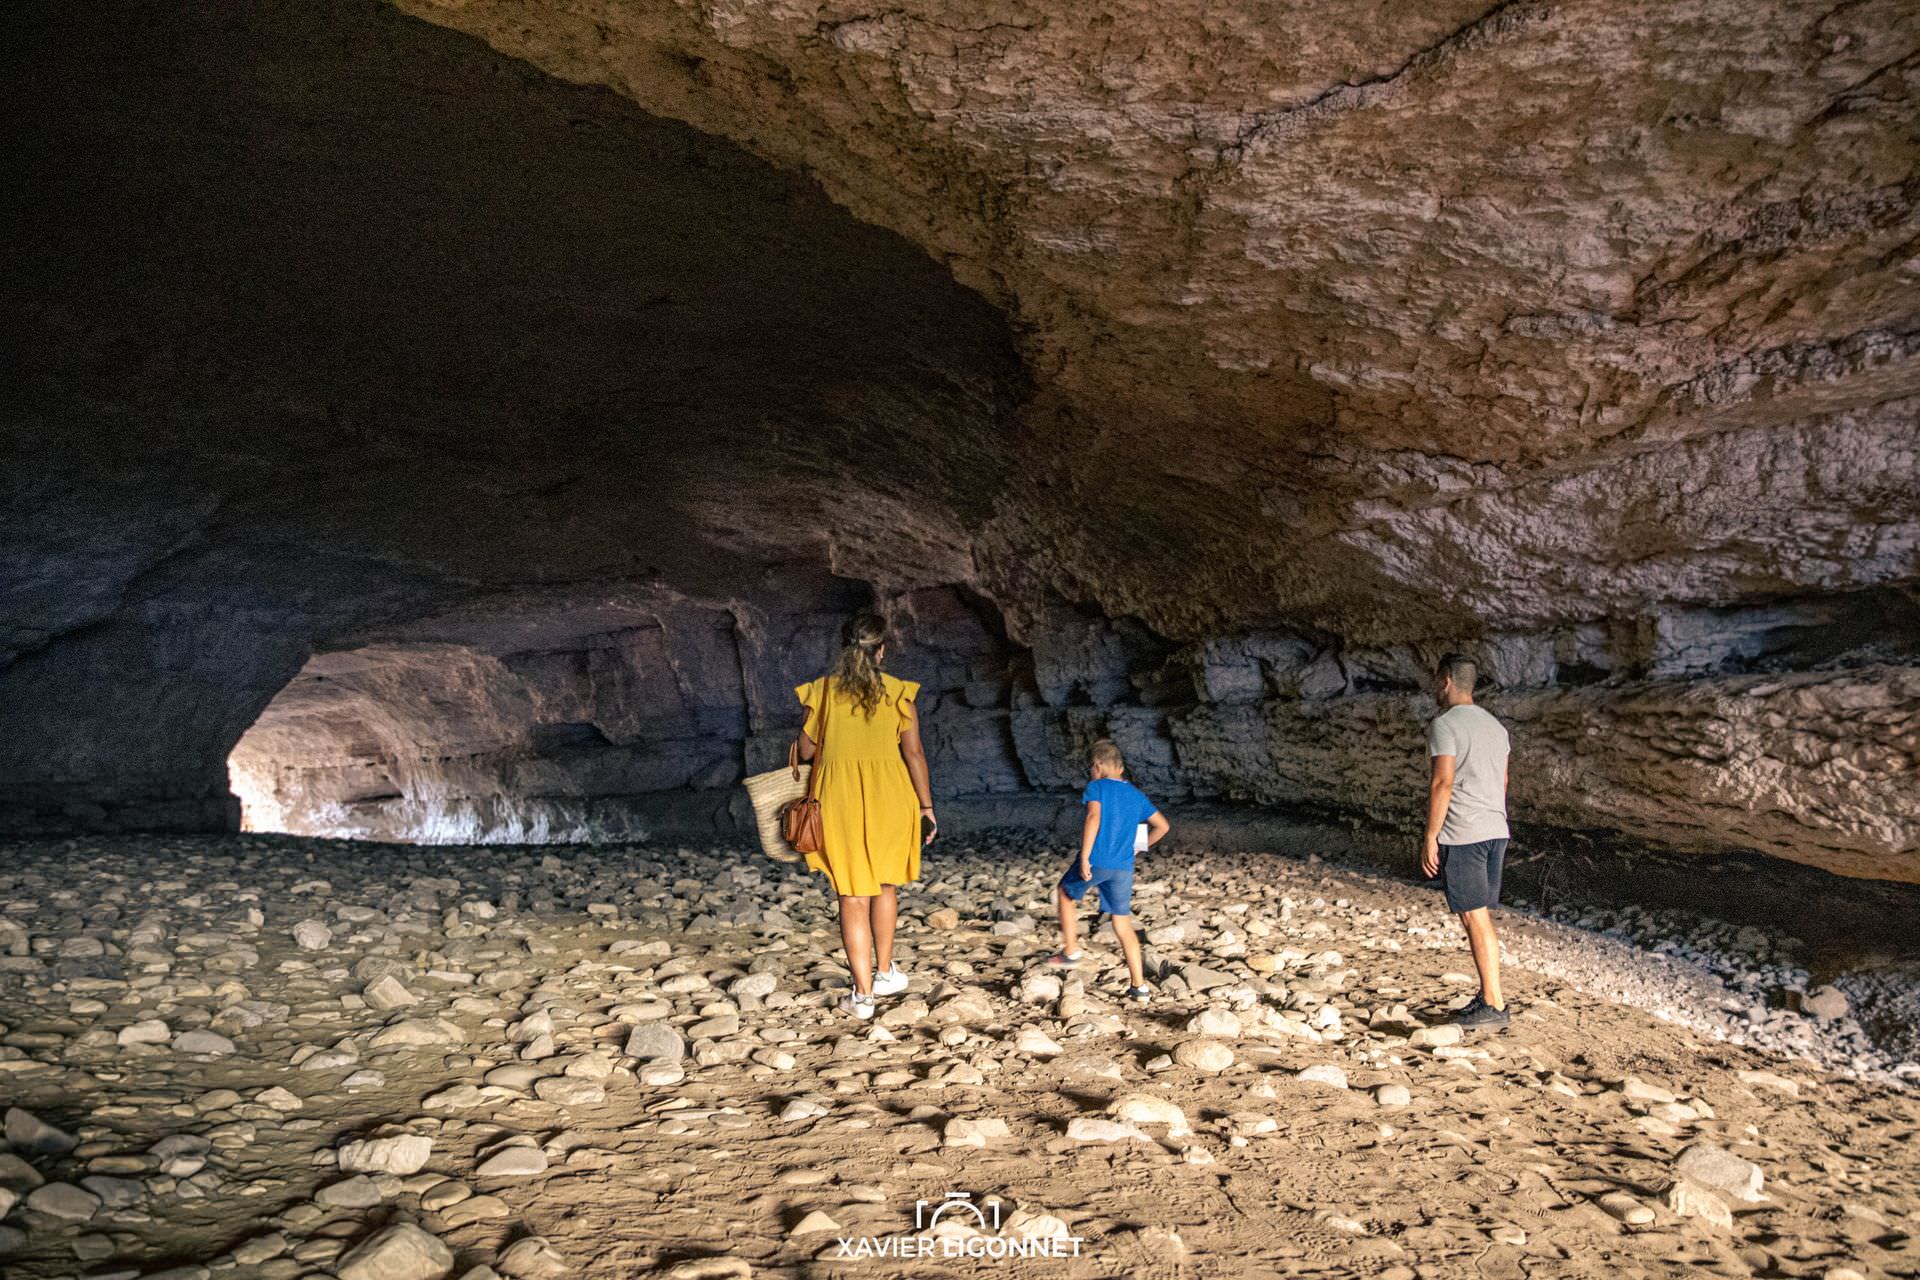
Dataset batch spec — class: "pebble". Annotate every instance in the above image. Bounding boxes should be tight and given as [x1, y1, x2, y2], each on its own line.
[315, 1175, 386, 1208]
[339, 1134, 434, 1175]
[370, 1018, 464, 1048]
[625, 1022, 686, 1063]
[118, 1018, 172, 1046]
[662, 1260, 749, 1279]
[1666, 1178, 1735, 1230]
[1173, 1039, 1234, 1072]
[533, 1078, 605, 1106]
[1736, 1069, 1801, 1096]
[1296, 1064, 1348, 1090]
[1181, 964, 1237, 992]
[1109, 1093, 1191, 1135]
[173, 1029, 236, 1056]
[1619, 1075, 1677, 1104]
[943, 1117, 1011, 1148]
[1597, 1191, 1654, 1225]
[334, 1223, 454, 1280]
[420, 1180, 472, 1211]
[364, 975, 419, 1010]
[292, 920, 333, 950]
[1066, 1117, 1149, 1143]
[1674, 1143, 1766, 1202]
[476, 1147, 549, 1177]
[150, 1135, 212, 1177]
[1803, 984, 1850, 1021]
[439, 1194, 510, 1227]
[1014, 1027, 1063, 1056]
[26, 1182, 102, 1222]
[496, 1236, 569, 1279]
[1374, 1084, 1411, 1107]
[233, 1233, 291, 1265]
[1186, 1006, 1241, 1037]
[5, 1107, 77, 1156]
[1408, 1024, 1462, 1049]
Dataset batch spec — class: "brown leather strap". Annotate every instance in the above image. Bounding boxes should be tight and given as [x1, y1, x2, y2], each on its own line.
[805, 676, 829, 800]
[794, 676, 830, 793]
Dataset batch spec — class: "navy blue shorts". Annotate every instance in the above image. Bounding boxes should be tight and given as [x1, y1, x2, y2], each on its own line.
[1059, 864, 1134, 916]
[1440, 838, 1507, 913]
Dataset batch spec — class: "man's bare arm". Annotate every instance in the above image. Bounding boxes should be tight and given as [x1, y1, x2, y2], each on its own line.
[1422, 755, 1456, 877]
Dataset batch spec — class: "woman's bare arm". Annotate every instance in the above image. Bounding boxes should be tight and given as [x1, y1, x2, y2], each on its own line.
[899, 722, 933, 809]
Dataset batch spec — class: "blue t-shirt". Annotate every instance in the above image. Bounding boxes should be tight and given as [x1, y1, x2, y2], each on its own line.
[1082, 778, 1158, 869]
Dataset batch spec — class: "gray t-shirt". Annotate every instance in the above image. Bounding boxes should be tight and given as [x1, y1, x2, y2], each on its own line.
[1427, 703, 1510, 844]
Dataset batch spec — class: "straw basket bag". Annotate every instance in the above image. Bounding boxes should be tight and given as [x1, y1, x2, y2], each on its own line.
[742, 679, 831, 863]
[743, 744, 809, 864]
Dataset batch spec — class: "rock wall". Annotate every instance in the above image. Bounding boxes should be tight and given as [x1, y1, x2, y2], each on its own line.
[227, 584, 1031, 843]
[4, 0, 1917, 883]
[228, 571, 1919, 882]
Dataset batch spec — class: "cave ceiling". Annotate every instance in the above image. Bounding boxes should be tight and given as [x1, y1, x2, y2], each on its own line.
[390, 0, 1920, 642]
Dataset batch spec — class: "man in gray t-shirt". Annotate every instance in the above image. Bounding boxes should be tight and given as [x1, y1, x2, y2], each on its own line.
[1420, 652, 1512, 1029]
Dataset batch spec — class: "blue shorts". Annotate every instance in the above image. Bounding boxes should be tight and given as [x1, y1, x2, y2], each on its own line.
[1439, 838, 1508, 914]
[1059, 864, 1134, 917]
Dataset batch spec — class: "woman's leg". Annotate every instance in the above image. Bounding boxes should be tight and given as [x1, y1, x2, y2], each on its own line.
[872, 885, 898, 973]
[839, 894, 874, 994]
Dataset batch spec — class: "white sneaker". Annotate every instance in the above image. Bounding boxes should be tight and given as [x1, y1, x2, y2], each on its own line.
[872, 967, 909, 997]
[839, 992, 876, 1020]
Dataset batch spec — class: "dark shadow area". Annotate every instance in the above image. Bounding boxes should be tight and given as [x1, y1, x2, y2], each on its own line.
[0, 0, 1023, 831]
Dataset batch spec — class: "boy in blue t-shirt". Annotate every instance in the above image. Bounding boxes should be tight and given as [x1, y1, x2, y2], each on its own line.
[1049, 739, 1169, 1001]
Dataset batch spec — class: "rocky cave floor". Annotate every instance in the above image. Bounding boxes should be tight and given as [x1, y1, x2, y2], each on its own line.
[0, 833, 1917, 1280]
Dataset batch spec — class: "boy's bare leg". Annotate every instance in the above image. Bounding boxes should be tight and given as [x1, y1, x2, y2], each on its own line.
[1055, 885, 1080, 956]
[1110, 914, 1145, 987]
[872, 885, 898, 973]
[1460, 907, 1504, 1009]
[839, 895, 874, 994]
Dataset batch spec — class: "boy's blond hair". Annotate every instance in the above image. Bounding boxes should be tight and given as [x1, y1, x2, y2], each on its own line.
[1090, 739, 1124, 771]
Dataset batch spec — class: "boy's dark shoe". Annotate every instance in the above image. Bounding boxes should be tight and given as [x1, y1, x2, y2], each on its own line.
[1126, 985, 1151, 1003]
[1452, 1000, 1509, 1030]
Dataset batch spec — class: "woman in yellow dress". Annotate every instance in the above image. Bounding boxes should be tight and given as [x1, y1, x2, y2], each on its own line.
[796, 612, 936, 1019]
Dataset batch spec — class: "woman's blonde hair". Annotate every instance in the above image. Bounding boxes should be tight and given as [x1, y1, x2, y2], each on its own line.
[830, 612, 890, 717]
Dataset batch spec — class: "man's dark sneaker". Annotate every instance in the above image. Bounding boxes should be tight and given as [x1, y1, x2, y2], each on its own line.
[1452, 1000, 1509, 1030]
[1126, 985, 1151, 1003]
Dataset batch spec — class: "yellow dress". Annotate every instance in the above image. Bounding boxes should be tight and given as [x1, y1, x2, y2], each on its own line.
[796, 673, 922, 896]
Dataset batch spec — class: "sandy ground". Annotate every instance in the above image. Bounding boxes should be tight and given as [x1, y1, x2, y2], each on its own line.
[0, 832, 1915, 1280]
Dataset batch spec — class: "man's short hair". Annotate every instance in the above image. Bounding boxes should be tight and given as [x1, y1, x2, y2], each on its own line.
[1090, 739, 1124, 770]
[1436, 652, 1478, 693]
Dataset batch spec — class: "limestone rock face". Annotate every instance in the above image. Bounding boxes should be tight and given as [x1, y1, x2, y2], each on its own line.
[394, 0, 1920, 642]
[4, 0, 1918, 881]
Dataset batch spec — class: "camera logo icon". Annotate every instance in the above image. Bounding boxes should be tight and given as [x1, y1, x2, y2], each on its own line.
[914, 1191, 1002, 1233]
